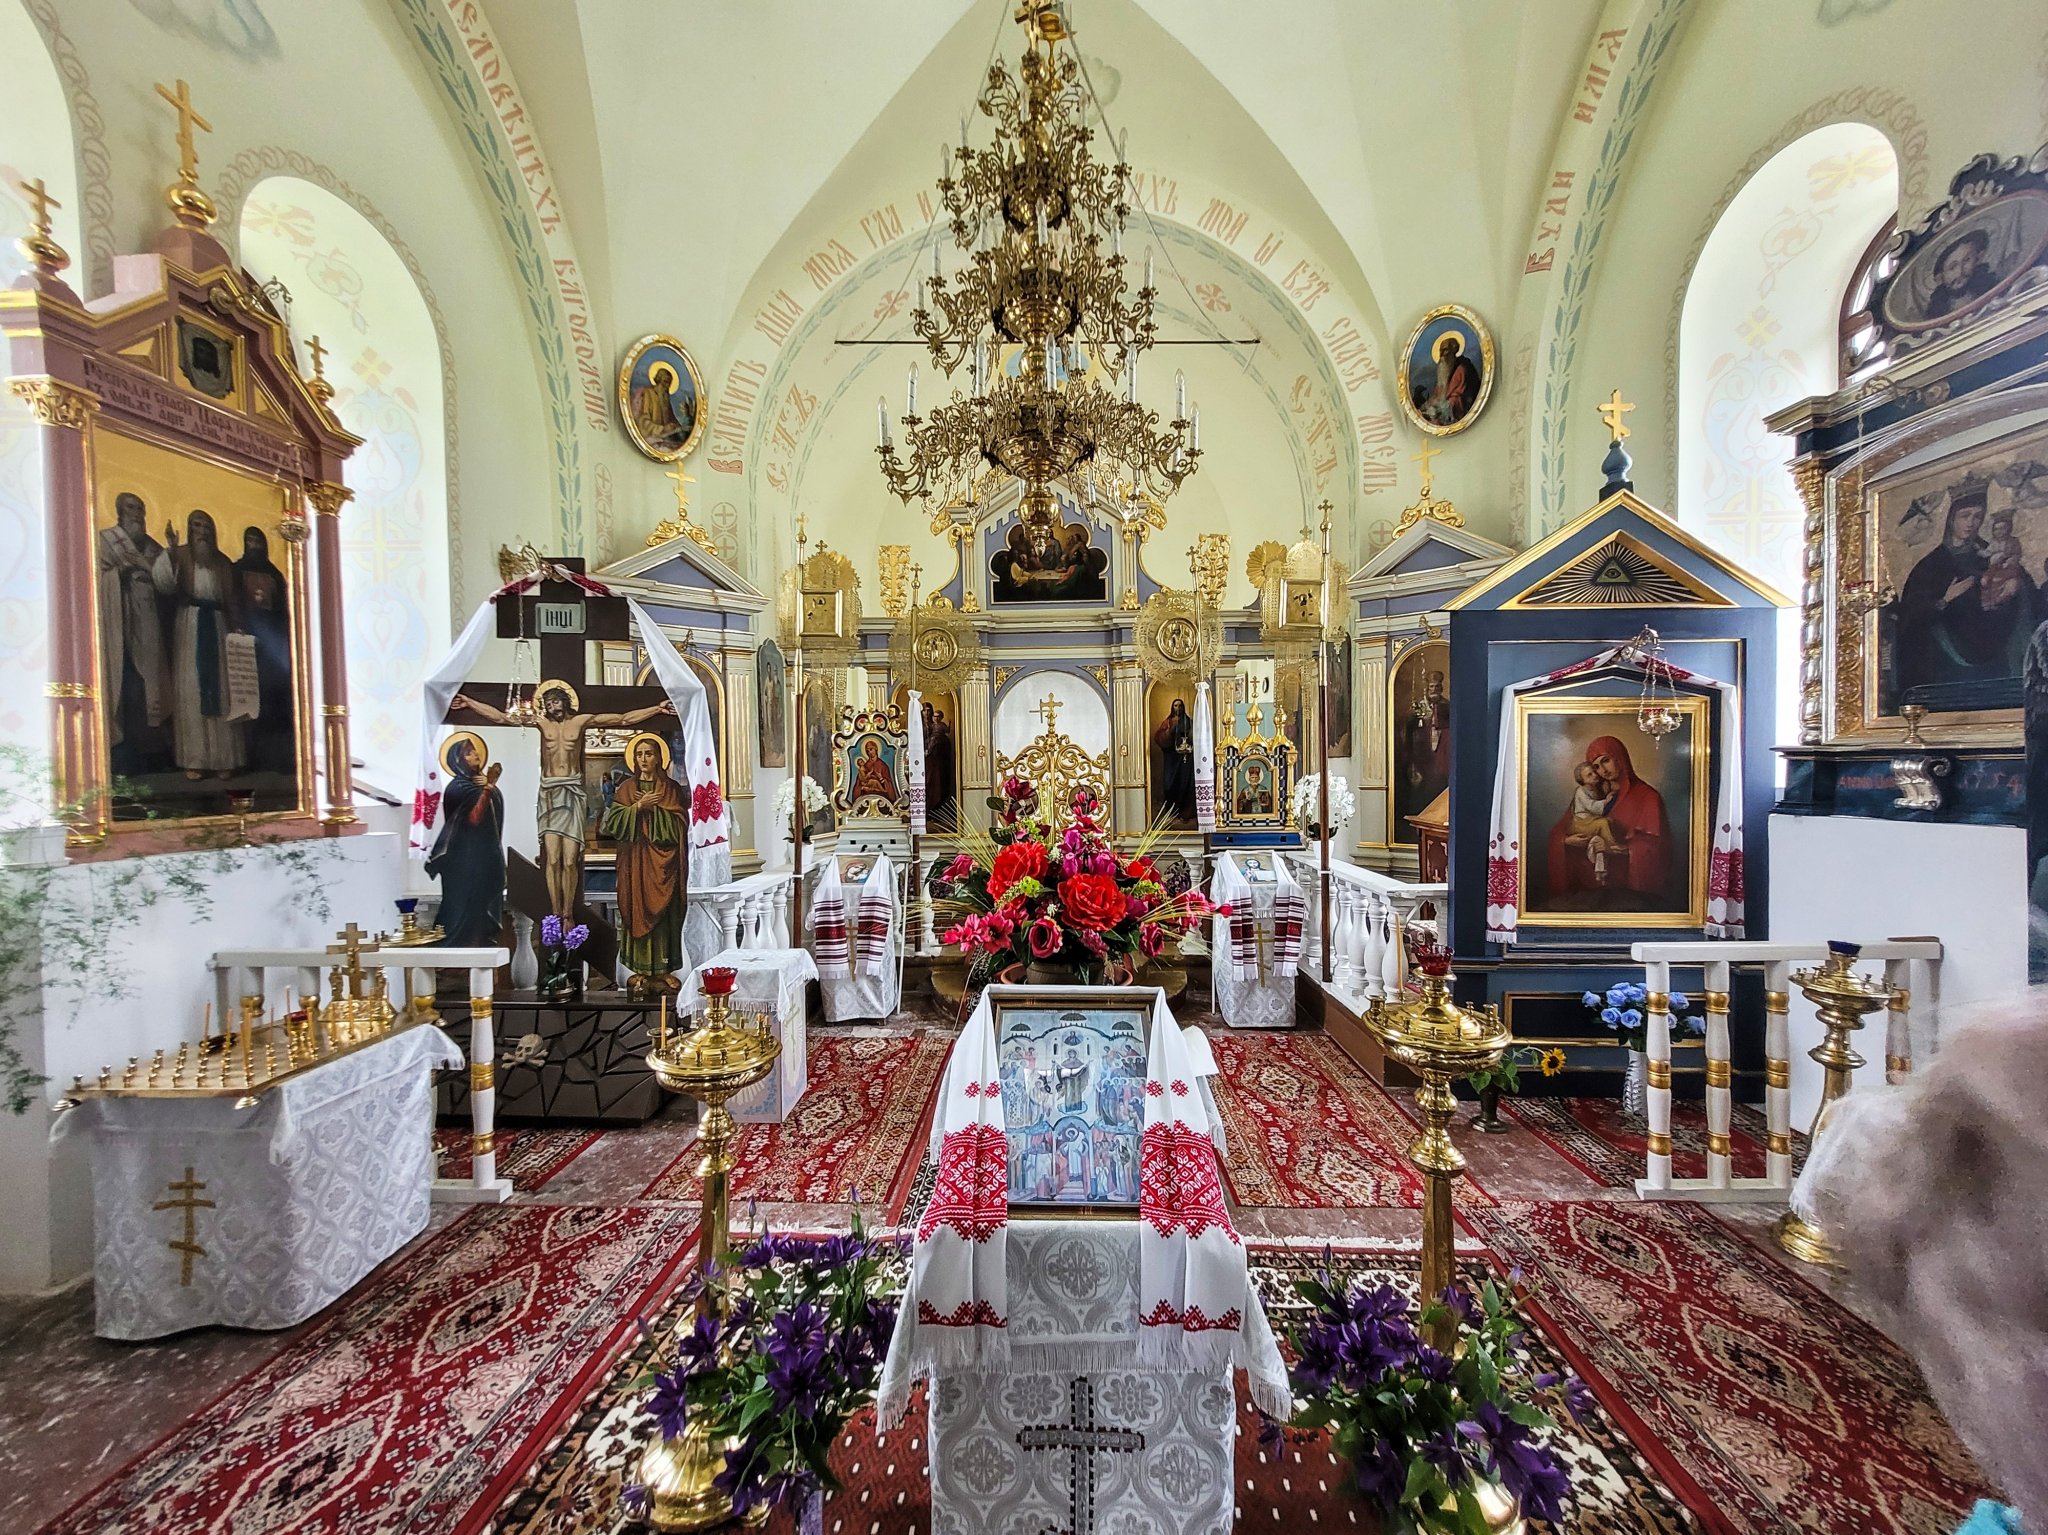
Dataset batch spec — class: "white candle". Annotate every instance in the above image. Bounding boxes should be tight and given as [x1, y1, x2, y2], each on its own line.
[974, 337, 987, 396]
[1144, 249, 1154, 290]
[915, 276, 926, 313]
[1191, 406, 1200, 450]
[1118, 128, 1128, 165]
[1125, 350, 1138, 403]
[960, 115, 971, 150]
[1044, 340, 1057, 390]
[1175, 370, 1186, 419]
[877, 398, 891, 448]
[941, 142, 951, 180]
[1036, 202, 1048, 246]
[932, 243, 941, 281]
[906, 365, 918, 416]
[1113, 223, 1122, 259]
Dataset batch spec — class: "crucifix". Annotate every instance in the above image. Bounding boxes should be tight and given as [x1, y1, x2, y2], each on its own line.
[445, 556, 675, 922]
[155, 79, 213, 184]
[1015, 1377, 1146, 1535]
[1598, 388, 1635, 441]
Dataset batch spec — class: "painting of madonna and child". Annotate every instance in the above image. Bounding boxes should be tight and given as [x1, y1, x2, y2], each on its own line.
[1515, 696, 1710, 929]
[996, 1001, 1150, 1211]
[1874, 424, 2048, 720]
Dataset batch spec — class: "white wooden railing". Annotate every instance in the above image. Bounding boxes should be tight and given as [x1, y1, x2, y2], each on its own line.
[209, 943, 511, 1204]
[1628, 938, 1943, 1202]
[1283, 854, 1445, 1004]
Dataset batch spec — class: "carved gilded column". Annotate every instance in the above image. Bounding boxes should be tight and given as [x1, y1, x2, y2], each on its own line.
[1791, 455, 1828, 746]
[10, 377, 104, 844]
[306, 479, 357, 826]
[1111, 657, 1145, 836]
[959, 663, 992, 831]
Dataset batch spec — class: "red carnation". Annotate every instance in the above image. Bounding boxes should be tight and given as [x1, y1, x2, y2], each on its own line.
[988, 840, 1048, 901]
[1057, 873, 1128, 931]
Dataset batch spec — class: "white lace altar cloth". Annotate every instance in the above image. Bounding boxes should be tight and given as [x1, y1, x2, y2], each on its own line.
[918, 1220, 1280, 1535]
[679, 948, 815, 1124]
[53, 1025, 462, 1340]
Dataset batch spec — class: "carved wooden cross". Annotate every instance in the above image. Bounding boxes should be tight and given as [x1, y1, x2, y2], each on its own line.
[154, 79, 212, 181]
[1015, 1377, 1145, 1535]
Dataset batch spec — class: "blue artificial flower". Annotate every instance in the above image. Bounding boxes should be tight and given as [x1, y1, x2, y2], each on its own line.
[1620, 1009, 1642, 1028]
[1600, 1007, 1622, 1026]
[1604, 985, 1629, 1006]
[646, 1368, 690, 1439]
[1669, 990, 1690, 1010]
[1581, 991, 1601, 1008]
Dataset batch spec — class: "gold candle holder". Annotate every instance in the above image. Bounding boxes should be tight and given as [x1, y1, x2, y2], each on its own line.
[1776, 941, 1896, 1267]
[640, 967, 780, 1533]
[1361, 945, 1508, 1349]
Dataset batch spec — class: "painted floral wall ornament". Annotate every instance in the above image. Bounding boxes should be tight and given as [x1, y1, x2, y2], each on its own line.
[617, 333, 706, 462]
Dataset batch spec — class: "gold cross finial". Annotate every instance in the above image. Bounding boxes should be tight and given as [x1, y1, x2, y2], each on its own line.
[305, 334, 326, 376]
[1412, 440, 1441, 492]
[20, 178, 58, 238]
[1317, 497, 1334, 536]
[665, 462, 695, 515]
[155, 79, 212, 182]
[1598, 388, 1635, 441]
[1033, 693, 1063, 732]
[155, 79, 218, 229]
[15, 177, 68, 277]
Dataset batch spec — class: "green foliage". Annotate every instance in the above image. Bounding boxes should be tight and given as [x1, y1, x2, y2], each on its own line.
[0, 745, 334, 1114]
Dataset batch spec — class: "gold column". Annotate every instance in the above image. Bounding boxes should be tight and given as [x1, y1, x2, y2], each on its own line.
[306, 480, 357, 827]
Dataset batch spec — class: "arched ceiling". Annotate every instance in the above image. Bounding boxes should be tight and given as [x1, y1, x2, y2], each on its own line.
[479, 0, 1615, 557]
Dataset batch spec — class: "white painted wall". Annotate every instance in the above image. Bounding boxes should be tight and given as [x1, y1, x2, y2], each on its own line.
[1768, 814, 2027, 1127]
[1, 832, 408, 1294]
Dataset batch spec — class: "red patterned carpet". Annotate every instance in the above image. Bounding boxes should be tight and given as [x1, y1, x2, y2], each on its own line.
[38, 1204, 697, 1535]
[1206, 1030, 1495, 1208]
[1504, 1096, 1797, 1188]
[640, 1030, 950, 1214]
[1465, 1200, 1994, 1534]
[432, 1126, 601, 1193]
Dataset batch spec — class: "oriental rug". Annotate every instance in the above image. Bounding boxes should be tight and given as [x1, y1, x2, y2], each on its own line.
[1205, 1030, 1496, 1208]
[1465, 1200, 1995, 1535]
[639, 1030, 950, 1217]
[1502, 1097, 1801, 1189]
[432, 1126, 601, 1192]
[490, 1245, 1697, 1535]
[38, 1204, 697, 1535]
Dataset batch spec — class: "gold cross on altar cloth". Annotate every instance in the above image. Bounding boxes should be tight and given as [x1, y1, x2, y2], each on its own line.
[153, 1167, 214, 1286]
[154, 79, 212, 182]
[19, 178, 58, 238]
[1598, 389, 1635, 441]
[1033, 694, 1063, 733]
[1412, 440, 1441, 493]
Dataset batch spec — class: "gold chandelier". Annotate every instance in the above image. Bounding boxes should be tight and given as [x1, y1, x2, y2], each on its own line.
[876, 1, 1200, 545]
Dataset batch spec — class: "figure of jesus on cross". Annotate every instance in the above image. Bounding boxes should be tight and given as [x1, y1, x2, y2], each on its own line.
[450, 680, 673, 920]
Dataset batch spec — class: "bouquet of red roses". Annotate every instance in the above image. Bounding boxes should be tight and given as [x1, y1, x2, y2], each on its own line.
[930, 776, 1225, 984]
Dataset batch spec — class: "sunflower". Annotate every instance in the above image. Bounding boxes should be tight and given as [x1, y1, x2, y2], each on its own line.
[1538, 1048, 1567, 1078]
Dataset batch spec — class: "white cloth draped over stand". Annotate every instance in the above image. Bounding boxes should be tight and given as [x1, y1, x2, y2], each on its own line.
[1209, 854, 1300, 1029]
[53, 1026, 462, 1340]
[678, 948, 816, 1124]
[806, 856, 903, 1022]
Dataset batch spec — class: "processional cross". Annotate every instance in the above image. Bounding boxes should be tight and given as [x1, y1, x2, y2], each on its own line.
[1015, 1376, 1146, 1535]
[444, 556, 674, 932]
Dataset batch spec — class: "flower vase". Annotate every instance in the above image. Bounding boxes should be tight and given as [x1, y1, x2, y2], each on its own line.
[510, 912, 539, 991]
[538, 947, 581, 1004]
[1474, 1082, 1510, 1134]
[1621, 1049, 1648, 1118]
[1025, 960, 1086, 988]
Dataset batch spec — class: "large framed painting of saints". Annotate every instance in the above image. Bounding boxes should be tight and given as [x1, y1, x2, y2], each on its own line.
[92, 428, 314, 825]
[1863, 419, 2048, 737]
[1515, 694, 1710, 929]
[995, 991, 1152, 1213]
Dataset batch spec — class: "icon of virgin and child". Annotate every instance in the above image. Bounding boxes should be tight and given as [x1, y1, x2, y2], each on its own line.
[1537, 734, 1681, 914]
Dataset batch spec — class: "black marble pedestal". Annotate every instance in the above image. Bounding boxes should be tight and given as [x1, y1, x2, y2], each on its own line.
[438, 994, 665, 1123]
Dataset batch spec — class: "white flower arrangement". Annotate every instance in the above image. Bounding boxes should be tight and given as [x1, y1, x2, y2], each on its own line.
[771, 775, 829, 836]
[1291, 772, 1356, 839]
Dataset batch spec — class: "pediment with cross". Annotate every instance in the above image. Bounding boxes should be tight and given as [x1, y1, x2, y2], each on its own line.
[1447, 489, 1789, 614]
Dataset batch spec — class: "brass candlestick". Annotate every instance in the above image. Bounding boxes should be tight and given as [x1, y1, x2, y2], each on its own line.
[1362, 945, 1508, 1348]
[1776, 941, 1896, 1267]
[640, 967, 780, 1533]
